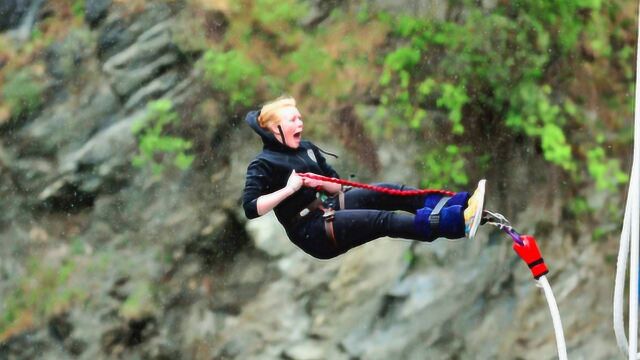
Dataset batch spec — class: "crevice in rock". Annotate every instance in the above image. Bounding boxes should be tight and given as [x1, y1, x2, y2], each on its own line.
[39, 183, 97, 213]
[48, 313, 73, 342]
[101, 316, 158, 354]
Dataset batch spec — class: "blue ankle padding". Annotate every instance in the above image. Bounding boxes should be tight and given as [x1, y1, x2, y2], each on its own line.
[415, 192, 468, 241]
[448, 191, 470, 207]
[424, 192, 469, 209]
[438, 205, 465, 238]
[415, 206, 434, 240]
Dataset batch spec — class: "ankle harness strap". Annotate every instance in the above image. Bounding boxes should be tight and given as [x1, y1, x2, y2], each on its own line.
[429, 196, 451, 231]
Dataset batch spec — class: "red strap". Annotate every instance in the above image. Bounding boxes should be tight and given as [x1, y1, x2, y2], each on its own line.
[298, 173, 455, 197]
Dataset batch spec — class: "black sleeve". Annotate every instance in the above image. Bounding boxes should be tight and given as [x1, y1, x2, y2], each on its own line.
[313, 146, 340, 179]
[242, 159, 272, 219]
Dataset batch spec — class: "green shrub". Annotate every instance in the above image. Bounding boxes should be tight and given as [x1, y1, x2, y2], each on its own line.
[1, 259, 85, 341]
[419, 144, 470, 189]
[251, 0, 308, 28]
[586, 147, 628, 191]
[201, 50, 263, 108]
[377, 1, 628, 189]
[132, 99, 194, 175]
[72, 0, 85, 19]
[2, 69, 44, 118]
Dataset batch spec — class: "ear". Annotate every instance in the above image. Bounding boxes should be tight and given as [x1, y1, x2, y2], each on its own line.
[268, 123, 282, 139]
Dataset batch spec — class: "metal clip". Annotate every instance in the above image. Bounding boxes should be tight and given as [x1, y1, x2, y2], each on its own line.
[482, 209, 510, 228]
[482, 209, 523, 245]
[322, 208, 335, 222]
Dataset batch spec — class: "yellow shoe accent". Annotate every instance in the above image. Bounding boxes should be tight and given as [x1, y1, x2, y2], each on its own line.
[464, 179, 486, 240]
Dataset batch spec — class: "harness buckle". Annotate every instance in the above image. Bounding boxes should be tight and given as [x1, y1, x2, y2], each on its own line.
[322, 207, 335, 222]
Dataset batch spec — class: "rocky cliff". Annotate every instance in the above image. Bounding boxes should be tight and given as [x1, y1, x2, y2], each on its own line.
[0, 1, 627, 359]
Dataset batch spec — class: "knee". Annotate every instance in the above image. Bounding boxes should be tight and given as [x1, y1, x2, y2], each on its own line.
[374, 210, 401, 235]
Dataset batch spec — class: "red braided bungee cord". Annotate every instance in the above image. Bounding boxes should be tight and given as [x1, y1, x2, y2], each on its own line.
[298, 173, 455, 197]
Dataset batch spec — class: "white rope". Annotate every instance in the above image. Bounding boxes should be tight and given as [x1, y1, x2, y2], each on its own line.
[632, 150, 639, 360]
[613, 165, 638, 357]
[537, 275, 567, 360]
[613, 2, 640, 358]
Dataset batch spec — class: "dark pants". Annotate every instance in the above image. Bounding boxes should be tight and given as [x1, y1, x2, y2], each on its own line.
[289, 183, 469, 260]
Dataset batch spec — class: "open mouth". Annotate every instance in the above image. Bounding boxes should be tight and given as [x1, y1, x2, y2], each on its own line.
[293, 131, 302, 140]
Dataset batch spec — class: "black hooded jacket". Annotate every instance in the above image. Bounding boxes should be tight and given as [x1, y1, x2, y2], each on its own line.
[242, 110, 340, 231]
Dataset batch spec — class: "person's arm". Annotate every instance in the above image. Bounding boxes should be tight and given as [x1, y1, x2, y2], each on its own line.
[255, 170, 302, 215]
[301, 176, 342, 195]
[244, 158, 303, 218]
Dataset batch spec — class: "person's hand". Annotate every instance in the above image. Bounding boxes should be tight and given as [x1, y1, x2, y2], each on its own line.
[285, 170, 303, 194]
[301, 176, 324, 190]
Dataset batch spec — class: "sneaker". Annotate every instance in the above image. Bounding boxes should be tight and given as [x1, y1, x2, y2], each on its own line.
[464, 179, 486, 240]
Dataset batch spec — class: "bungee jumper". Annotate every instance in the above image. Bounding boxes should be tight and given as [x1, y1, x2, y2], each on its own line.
[242, 95, 568, 358]
[242, 95, 486, 260]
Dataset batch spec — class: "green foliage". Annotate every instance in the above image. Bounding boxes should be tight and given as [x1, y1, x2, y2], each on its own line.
[1, 259, 85, 340]
[402, 248, 416, 267]
[31, 27, 44, 41]
[2, 69, 44, 118]
[586, 147, 628, 191]
[71, 0, 85, 19]
[71, 237, 85, 255]
[436, 83, 468, 135]
[119, 282, 156, 320]
[209, 0, 386, 130]
[201, 49, 263, 108]
[591, 225, 612, 242]
[568, 196, 591, 217]
[132, 99, 194, 175]
[419, 145, 469, 189]
[251, 0, 308, 27]
[197, 0, 629, 196]
[285, 40, 333, 99]
[378, 1, 627, 188]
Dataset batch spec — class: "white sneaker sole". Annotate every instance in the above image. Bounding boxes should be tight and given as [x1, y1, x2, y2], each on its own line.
[466, 179, 486, 240]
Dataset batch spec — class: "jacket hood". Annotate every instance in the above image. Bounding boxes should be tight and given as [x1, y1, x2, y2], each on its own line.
[245, 110, 297, 152]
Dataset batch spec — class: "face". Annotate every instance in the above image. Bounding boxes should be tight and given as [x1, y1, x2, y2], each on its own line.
[270, 106, 304, 149]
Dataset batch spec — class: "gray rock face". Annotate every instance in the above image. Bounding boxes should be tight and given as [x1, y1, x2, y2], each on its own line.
[123, 70, 180, 112]
[0, 0, 33, 31]
[0, 2, 624, 360]
[85, 0, 112, 27]
[97, 4, 173, 61]
[9, 157, 55, 194]
[16, 82, 119, 158]
[12, 4, 196, 211]
[246, 212, 296, 258]
[103, 20, 179, 98]
[45, 29, 94, 83]
[103, 22, 178, 96]
[3, 0, 44, 42]
[37, 110, 141, 204]
[283, 340, 326, 360]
